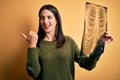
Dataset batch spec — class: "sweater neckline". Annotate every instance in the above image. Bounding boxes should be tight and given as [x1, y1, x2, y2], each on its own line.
[41, 40, 56, 45]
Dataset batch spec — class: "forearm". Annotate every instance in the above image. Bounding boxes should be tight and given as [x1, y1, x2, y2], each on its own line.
[26, 48, 41, 78]
[79, 37, 105, 70]
[79, 54, 102, 70]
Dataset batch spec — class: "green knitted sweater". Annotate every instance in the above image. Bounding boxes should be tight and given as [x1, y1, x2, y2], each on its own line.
[26, 36, 104, 80]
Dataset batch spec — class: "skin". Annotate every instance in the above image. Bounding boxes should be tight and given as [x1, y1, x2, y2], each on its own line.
[21, 10, 113, 48]
[103, 31, 113, 44]
[39, 9, 57, 41]
[21, 9, 57, 48]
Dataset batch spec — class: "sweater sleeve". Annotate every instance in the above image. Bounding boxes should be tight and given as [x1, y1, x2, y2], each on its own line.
[26, 47, 41, 78]
[74, 36, 105, 70]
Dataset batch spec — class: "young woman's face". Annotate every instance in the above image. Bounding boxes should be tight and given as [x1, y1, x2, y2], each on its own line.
[39, 9, 57, 34]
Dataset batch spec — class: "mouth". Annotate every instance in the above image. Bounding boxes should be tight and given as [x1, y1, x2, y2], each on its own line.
[43, 24, 50, 29]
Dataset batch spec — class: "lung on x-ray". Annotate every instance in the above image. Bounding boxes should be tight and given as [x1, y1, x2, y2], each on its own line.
[81, 2, 107, 55]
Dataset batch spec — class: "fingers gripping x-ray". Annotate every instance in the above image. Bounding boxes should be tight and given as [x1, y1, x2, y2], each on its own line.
[82, 2, 107, 55]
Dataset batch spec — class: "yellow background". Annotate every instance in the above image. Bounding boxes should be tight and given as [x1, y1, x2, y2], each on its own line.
[0, 0, 119, 80]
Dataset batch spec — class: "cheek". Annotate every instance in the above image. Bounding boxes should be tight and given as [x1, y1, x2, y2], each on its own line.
[52, 20, 57, 26]
[39, 20, 41, 24]
[39, 22, 44, 29]
[40, 21, 44, 27]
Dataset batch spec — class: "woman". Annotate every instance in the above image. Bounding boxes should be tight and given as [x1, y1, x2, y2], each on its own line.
[21, 4, 113, 80]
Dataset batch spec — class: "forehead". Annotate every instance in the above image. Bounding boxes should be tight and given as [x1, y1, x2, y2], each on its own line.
[40, 9, 54, 16]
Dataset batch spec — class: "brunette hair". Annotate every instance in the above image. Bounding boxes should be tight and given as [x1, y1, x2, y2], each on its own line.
[37, 4, 65, 48]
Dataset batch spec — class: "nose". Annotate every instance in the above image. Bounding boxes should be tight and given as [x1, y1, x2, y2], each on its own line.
[43, 18, 48, 24]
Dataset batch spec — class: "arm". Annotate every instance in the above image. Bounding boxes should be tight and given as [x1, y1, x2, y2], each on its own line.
[76, 54, 102, 70]
[75, 35, 105, 70]
[26, 47, 41, 78]
[20, 30, 40, 78]
[74, 31, 113, 70]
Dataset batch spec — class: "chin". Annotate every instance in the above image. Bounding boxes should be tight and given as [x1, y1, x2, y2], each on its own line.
[44, 30, 51, 33]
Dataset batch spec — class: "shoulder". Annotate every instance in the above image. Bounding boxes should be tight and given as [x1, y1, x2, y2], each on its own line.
[65, 35, 73, 40]
[64, 35, 79, 50]
[65, 35, 76, 44]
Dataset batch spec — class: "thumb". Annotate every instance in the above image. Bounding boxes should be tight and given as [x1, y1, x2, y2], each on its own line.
[20, 33, 27, 40]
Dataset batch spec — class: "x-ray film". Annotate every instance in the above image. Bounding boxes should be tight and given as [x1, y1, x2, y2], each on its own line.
[81, 2, 107, 55]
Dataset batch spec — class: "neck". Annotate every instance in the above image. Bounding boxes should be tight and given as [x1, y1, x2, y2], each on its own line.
[44, 33, 55, 41]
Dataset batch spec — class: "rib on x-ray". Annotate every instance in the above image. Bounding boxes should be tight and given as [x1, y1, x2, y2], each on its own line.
[81, 2, 107, 55]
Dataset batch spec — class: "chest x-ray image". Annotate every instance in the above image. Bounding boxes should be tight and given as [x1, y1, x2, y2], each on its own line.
[81, 2, 107, 55]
